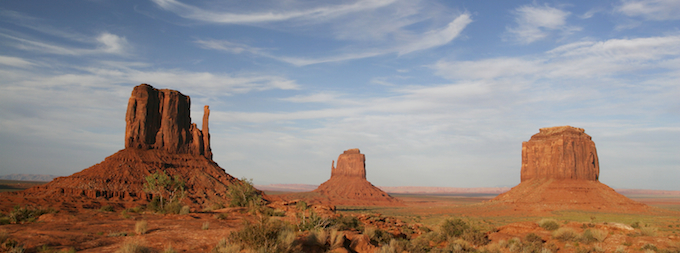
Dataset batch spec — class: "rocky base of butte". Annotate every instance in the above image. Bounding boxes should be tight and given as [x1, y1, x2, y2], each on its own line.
[281, 149, 402, 206]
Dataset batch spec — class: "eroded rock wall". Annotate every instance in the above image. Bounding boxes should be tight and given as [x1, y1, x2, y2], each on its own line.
[124, 83, 211, 159]
[520, 126, 599, 181]
[331, 148, 366, 179]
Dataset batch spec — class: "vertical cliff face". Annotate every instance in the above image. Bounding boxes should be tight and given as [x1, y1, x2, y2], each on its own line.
[124, 83, 212, 159]
[331, 148, 366, 179]
[520, 126, 599, 182]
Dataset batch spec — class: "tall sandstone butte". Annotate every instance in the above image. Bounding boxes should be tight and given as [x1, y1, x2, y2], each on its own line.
[489, 126, 647, 214]
[311, 149, 402, 206]
[1, 83, 238, 211]
[521, 126, 599, 182]
[331, 148, 366, 179]
[125, 83, 212, 159]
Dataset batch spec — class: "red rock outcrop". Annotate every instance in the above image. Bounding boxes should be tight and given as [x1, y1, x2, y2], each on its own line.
[488, 126, 648, 214]
[331, 148, 366, 178]
[306, 149, 401, 206]
[521, 126, 599, 181]
[0, 84, 239, 211]
[125, 83, 211, 159]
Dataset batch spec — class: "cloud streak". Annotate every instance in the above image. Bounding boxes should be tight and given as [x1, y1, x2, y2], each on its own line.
[506, 4, 579, 44]
[151, 0, 397, 24]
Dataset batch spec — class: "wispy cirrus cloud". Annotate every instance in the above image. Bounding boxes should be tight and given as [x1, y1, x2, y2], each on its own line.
[194, 13, 472, 66]
[151, 0, 397, 24]
[506, 4, 580, 44]
[616, 0, 680, 20]
[0, 55, 35, 68]
[0, 32, 130, 56]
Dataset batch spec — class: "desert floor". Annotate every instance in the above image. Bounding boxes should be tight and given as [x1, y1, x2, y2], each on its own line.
[1, 181, 679, 253]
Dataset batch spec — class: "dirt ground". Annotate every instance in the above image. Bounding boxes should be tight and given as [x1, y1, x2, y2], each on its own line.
[1, 189, 680, 252]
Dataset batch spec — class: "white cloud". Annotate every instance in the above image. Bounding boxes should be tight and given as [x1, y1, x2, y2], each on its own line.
[151, 0, 397, 24]
[0, 31, 131, 56]
[616, 0, 680, 20]
[396, 13, 472, 55]
[0, 55, 34, 68]
[506, 4, 579, 44]
[194, 13, 471, 66]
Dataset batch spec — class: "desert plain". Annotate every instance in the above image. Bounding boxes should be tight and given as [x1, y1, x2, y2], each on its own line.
[1, 84, 679, 253]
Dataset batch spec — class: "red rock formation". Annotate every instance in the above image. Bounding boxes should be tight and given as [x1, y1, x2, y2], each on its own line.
[308, 149, 401, 206]
[125, 83, 211, 158]
[488, 126, 647, 213]
[331, 148, 366, 179]
[521, 126, 599, 181]
[0, 84, 240, 211]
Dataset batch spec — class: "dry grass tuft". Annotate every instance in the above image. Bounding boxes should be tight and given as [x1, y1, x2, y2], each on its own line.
[135, 220, 148, 235]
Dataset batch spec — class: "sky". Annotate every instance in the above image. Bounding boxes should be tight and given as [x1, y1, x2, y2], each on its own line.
[0, 0, 678, 190]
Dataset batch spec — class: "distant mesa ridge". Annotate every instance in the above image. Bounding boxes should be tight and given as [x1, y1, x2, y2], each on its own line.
[521, 125, 599, 182]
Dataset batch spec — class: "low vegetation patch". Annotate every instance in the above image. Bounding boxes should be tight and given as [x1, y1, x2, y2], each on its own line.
[228, 178, 263, 208]
[553, 227, 578, 241]
[117, 238, 151, 253]
[143, 170, 185, 214]
[228, 216, 298, 252]
[135, 220, 148, 235]
[538, 218, 560, 231]
[8, 205, 55, 224]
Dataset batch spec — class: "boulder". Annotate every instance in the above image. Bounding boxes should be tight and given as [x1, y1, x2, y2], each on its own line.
[521, 126, 599, 181]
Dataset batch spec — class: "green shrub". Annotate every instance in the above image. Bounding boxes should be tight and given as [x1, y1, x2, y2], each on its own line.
[8, 205, 54, 223]
[146, 195, 184, 214]
[228, 216, 297, 252]
[143, 171, 185, 212]
[202, 222, 210, 230]
[538, 219, 560, 231]
[631, 221, 641, 229]
[581, 229, 607, 243]
[641, 243, 658, 251]
[440, 218, 470, 238]
[553, 227, 578, 241]
[297, 210, 331, 231]
[228, 178, 263, 208]
[439, 218, 489, 246]
[641, 226, 658, 236]
[296, 201, 308, 211]
[100, 205, 115, 212]
[521, 233, 545, 253]
[365, 227, 392, 246]
[332, 215, 363, 231]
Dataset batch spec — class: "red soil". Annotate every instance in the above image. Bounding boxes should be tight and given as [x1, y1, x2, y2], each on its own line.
[486, 178, 650, 214]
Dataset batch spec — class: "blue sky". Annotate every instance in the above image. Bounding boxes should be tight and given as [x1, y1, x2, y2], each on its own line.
[1, 0, 678, 190]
